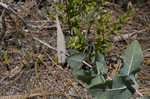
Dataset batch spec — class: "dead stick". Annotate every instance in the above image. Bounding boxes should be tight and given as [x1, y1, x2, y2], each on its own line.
[0, 9, 6, 44]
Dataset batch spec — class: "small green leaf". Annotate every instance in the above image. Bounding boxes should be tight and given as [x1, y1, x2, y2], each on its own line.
[74, 27, 87, 44]
[93, 52, 108, 74]
[101, 0, 105, 5]
[48, 12, 56, 19]
[67, 53, 85, 70]
[119, 14, 128, 24]
[4, 51, 9, 65]
[38, 54, 44, 61]
[86, 7, 97, 23]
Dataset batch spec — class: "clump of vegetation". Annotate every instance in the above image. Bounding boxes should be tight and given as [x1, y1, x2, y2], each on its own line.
[67, 40, 146, 99]
[54, 0, 133, 55]
[50, 0, 147, 98]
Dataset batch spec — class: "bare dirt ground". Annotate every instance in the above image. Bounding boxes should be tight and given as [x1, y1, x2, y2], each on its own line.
[0, 1, 150, 99]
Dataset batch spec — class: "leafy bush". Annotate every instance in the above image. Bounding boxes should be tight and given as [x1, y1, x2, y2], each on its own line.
[54, 0, 133, 55]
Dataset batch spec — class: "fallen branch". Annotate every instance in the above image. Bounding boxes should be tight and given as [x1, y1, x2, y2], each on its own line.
[113, 32, 136, 42]
[0, 9, 6, 44]
[113, 29, 147, 42]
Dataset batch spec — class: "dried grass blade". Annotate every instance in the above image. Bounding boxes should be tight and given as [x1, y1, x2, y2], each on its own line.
[56, 14, 66, 64]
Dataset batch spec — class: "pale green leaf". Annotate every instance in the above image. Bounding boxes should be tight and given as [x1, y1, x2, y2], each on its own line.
[120, 40, 144, 76]
[119, 40, 144, 91]
[67, 53, 85, 70]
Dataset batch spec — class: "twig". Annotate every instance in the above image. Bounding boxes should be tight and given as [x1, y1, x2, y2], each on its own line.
[46, 53, 64, 70]
[113, 29, 147, 42]
[90, 86, 127, 91]
[136, 90, 143, 97]
[143, 48, 150, 53]
[106, 86, 127, 91]
[82, 61, 92, 68]
[33, 35, 58, 51]
[28, 24, 57, 29]
[0, 9, 6, 44]
[113, 32, 136, 42]
[34, 62, 47, 99]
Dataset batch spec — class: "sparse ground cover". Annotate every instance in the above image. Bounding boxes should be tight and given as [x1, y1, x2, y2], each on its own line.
[0, 0, 150, 99]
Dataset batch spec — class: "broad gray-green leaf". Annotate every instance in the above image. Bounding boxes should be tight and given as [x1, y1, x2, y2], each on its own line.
[67, 53, 85, 70]
[93, 52, 105, 64]
[142, 96, 150, 99]
[119, 40, 144, 91]
[118, 75, 138, 93]
[112, 76, 126, 88]
[120, 40, 144, 76]
[88, 76, 132, 99]
[96, 62, 108, 74]
[89, 88, 131, 99]
[74, 69, 84, 76]
[94, 53, 108, 74]
[74, 69, 93, 84]
[89, 75, 106, 88]
[68, 49, 79, 55]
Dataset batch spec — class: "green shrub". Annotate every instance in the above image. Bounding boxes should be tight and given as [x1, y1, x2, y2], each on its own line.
[54, 0, 133, 55]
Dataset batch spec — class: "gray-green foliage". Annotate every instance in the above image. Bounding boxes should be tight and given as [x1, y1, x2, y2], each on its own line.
[120, 40, 143, 76]
[67, 40, 146, 99]
[67, 53, 85, 70]
[119, 40, 144, 91]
